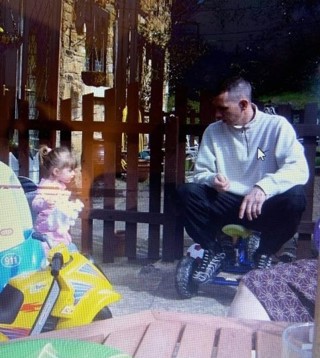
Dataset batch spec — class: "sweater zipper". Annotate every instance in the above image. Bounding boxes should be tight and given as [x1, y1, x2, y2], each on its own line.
[242, 127, 249, 157]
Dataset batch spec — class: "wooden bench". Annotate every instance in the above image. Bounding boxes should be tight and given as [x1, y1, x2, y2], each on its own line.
[25, 310, 289, 357]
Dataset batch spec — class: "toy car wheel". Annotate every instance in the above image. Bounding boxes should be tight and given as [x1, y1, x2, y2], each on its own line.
[93, 306, 112, 321]
[175, 256, 199, 299]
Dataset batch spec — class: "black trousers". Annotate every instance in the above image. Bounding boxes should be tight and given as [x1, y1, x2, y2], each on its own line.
[176, 183, 306, 255]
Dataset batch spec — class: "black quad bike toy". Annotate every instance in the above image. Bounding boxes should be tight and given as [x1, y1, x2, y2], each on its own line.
[175, 224, 261, 299]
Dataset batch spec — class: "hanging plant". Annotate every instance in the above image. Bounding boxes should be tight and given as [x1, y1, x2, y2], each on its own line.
[81, 71, 109, 87]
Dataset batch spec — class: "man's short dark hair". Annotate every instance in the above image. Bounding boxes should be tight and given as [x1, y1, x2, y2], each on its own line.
[213, 76, 252, 102]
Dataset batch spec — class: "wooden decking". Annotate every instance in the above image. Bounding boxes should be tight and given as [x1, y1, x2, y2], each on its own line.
[28, 310, 289, 357]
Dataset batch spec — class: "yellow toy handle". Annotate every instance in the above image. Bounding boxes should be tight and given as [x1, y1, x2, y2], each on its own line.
[48, 243, 71, 266]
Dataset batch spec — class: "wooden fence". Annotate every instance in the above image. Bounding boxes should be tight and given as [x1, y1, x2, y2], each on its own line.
[3, 83, 184, 262]
[1, 85, 319, 262]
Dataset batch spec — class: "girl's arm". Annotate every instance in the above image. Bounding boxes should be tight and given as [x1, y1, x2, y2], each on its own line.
[32, 190, 56, 211]
[32, 193, 48, 211]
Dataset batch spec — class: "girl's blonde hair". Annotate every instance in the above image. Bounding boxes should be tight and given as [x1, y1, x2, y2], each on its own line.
[38, 145, 77, 178]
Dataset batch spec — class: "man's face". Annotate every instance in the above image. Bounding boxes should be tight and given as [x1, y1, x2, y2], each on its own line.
[212, 91, 245, 126]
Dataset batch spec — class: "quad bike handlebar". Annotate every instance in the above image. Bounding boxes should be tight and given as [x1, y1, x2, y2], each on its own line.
[51, 253, 63, 277]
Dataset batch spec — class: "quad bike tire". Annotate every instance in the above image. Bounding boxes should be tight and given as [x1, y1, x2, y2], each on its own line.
[93, 306, 112, 321]
[175, 256, 199, 299]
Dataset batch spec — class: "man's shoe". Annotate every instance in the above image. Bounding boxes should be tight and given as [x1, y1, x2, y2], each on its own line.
[192, 250, 226, 284]
[254, 253, 272, 269]
[278, 236, 297, 263]
[278, 250, 296, 263]
[247, 233, 260, 262]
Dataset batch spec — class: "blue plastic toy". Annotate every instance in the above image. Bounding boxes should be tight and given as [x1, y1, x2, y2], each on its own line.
[0, 229, 46, 291]
[0, 169, 46, 292]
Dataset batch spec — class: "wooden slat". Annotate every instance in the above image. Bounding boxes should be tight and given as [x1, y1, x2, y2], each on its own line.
[162, 116, 180, 261]
[151, 310, 288, 333]
[60, 98, 72, 148]
[216, 327, 252, 358]
[89, 208, 165, 224]
[81, 93, 94, 255]
[14, 118, 162, 134]
[19, 310, 290, 358]
[103, 324, 148, 357]
[102, 87, 117, 262]
[148, 49, 165, 260]
[17, 100, 30, 177]
[0, 85, 11, 164]
[134, 321, 182, 358]
[255, 330, 283, 358]
[125, 85, 140, 259]
[27, 311, 156, 341]
[176, 323, 216, 358]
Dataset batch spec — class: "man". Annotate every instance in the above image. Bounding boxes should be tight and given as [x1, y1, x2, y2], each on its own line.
[177, 77, 309, 283]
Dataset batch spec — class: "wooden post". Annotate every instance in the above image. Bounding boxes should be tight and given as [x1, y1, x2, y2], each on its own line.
[102, 88, 117, 263]
[162, 115, 179, 261]
[60, 98, 72, 148]
[115, 0, 128, 175]
[148, 43, 165, 260]
[0, 84, 12, 164]
[125, 82, 139, 259]
[171, 86, 188, 259]
[200, 89, 213, 125]
[17, 99, 29, 177]
[81, 93, 94, 255]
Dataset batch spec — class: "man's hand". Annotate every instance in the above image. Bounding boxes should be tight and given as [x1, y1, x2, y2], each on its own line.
[213, 173, 230, 192]
[239, 186, 266, 221]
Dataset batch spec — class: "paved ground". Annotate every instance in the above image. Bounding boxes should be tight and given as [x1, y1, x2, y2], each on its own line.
[71, 176, 319, 319]
[71, 227, 238, 318]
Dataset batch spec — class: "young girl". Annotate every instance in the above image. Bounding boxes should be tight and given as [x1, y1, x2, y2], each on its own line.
[32, 145, 82, 254]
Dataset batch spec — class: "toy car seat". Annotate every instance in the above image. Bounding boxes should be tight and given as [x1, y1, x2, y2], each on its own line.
[18, 176, 38, 224]
[0, 163, 45, 291]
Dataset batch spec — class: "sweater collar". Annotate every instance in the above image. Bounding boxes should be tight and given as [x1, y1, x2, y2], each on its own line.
[232, 103, 259, 130]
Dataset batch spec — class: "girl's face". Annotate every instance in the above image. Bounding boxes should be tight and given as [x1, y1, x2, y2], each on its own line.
[53, 167, 75, 184]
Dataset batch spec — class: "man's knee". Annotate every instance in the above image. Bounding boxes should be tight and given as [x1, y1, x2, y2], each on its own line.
[282, 185, 306, 213]
[176, 183, 201, 204]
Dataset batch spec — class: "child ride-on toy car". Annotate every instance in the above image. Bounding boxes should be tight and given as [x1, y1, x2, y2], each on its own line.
[0, 173, 121, 341]
[175, 224, 260, 299]
[0, 234, 121, 341]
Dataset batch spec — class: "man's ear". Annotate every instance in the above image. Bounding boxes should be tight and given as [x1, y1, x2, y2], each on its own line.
[239, 99, 249, 110]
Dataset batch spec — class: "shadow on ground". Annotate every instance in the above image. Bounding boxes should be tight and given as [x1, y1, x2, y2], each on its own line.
[98, 257, 237, 318]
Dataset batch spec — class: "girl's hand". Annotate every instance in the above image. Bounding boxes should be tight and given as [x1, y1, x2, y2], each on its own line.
[46, 199, 56, 209]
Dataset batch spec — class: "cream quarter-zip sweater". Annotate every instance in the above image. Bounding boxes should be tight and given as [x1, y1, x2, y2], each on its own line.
[193, 106, 309, 197]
